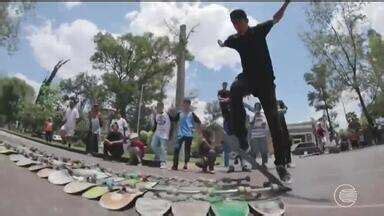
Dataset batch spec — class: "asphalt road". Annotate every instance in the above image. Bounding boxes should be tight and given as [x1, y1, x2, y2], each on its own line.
[1, 131, 384, 216]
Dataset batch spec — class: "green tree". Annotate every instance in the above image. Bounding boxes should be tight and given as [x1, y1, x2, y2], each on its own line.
[59, 72, 108, 112]
[304, 64, 339, 133]
[0, 77, 35, 124]
[302, 2, 377, 136]
[367, 29, 384, 96]
[91, 32, 176, 129]
[366, 29, 384, 119]
[0, 2, 35, 53]
[18, 85, 62, 133]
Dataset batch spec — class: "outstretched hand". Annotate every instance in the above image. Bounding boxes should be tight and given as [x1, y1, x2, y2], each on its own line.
[273, 0, 290, 24]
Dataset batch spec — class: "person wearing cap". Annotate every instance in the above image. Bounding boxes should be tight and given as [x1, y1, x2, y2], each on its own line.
[103, 122, 124, 160]
[87, 103, 103, 155]
[128, 133, 146, 165]
[217, 0, 292, 183]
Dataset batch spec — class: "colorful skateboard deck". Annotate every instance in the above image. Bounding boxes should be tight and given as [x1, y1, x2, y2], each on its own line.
[28, 164, 49, 172]
[172, 200, 210, 216]
[0, 146, 16, 154]
[249, 198, 286, 216]
[82, 186, 110, 199]
[82, 176, 126, 199]
[37, 168, 55, 178]
[99, 181, 157, 210]
[9, 154, 24, 162]
[135, 197, 171, 216]
[48, 169, 73, 185]
[71, 168, 111, 180]
[99, 190, 141, 210]
[211, 200, 249, 216]
[63, 181, 97, 194]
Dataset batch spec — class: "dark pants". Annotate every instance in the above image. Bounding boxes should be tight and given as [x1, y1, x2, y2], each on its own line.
[45, 131, 53, 142]
[223, 118, 231, 167]
[173, 136, 193, 168]
[200, 149, 216, 171]
[229, 74, 288, 166]
[87, 133, 99, 154]
[280, 114, 292, 164]
[104, 142, 124, 159]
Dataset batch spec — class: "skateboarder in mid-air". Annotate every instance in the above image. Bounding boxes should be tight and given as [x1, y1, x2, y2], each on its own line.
[218, 0, 291, 182]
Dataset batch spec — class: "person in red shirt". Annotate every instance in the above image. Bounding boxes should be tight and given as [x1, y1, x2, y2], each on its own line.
[128, 133, 146, 165]
[315, 122, 326, 152]
[44, 118, 54, 142]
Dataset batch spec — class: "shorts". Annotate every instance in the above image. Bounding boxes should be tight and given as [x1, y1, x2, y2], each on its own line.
[60, 124, 75, 137]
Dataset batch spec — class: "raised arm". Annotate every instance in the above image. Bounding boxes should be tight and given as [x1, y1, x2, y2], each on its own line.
[273, 0, 290, 24]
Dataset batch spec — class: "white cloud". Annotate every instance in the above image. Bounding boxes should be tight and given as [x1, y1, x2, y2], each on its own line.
[12, 73, 41, 94]
[365, 3, 384, 36]
[27, 19, 101, 79]
[124, 2, 258, 71]
[64, 2, 82, 9]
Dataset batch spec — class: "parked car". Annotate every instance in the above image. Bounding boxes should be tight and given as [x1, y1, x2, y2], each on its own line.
[53, 134, 62, 142]
[292, 142, 321, 155]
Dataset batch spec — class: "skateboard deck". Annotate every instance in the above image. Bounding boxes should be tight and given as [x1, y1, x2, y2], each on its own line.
[82, 176, 126, 199]
[223, 134, 291, 191]
[249, 198, 286, 216]
[82, 186, 110, 199]
[28, 164, 49, 172]
[211, 200, 249, 216]
[9, 154, 24, 162]
[172, 200, 210, 216]
[63, 181, 97, 194]
[37, 168, 55, 178]
[99, 181, 157, 210]
[0, 146, 16, 154]
[15, 157, 36, 167]
[71, 168, 111, 180]
[48, 169, 73, 185]
[99, 190, 141, 210]
[135, 197, 171, 216]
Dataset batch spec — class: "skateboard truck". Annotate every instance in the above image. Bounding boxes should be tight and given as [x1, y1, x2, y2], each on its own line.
[220, 176, 251, 184]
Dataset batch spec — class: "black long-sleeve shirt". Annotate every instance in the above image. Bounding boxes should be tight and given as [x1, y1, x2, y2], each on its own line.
[224, 20, 275, 80]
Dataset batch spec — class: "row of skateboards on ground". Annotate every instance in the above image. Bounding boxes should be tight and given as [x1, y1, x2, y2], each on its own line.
[0, 140, 286, 216]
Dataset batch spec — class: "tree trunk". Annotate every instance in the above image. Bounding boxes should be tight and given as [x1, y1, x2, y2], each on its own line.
[175, 24, 186, 109]
[355, 87, 377, 141]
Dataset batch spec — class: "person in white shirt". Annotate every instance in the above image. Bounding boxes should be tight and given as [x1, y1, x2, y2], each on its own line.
[110, 110, 130, 139]
[249, 102, 269, 167]
[60, 99, 80, 147]
[150, 102, 171, 169]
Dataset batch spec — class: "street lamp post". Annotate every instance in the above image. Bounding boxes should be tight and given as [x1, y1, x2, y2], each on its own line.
[136, 84, 145, 133]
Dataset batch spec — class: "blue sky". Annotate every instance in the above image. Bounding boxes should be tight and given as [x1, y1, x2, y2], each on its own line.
[2, 2, 381, 127]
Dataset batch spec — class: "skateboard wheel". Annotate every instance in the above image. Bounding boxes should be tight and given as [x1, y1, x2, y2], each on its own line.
[263, 181, 272, 187]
